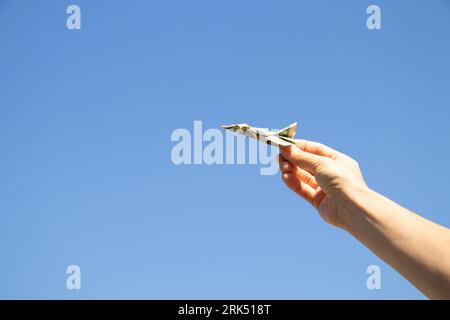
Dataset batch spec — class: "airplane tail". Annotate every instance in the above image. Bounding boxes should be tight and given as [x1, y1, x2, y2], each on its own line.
[277, 122, 297, 138]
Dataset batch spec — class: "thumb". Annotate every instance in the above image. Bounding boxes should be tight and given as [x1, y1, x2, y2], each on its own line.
[280, 145, 327, 173]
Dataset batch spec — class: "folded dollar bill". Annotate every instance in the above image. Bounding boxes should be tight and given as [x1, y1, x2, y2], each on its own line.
[220, 122, 297, 146]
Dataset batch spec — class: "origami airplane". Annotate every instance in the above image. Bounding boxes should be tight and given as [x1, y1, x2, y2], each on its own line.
[220, 122, 297, 146]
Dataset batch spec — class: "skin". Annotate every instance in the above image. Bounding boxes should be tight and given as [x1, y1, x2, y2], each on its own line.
[279, 140, 450, 299]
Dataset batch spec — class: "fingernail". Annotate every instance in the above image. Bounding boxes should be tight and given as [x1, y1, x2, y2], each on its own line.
[280, 162, 290, 172]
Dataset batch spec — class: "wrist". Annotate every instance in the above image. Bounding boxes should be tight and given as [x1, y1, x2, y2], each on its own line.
[335, 185, 378, 233]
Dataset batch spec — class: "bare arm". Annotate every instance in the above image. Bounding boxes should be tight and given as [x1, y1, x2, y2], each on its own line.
[279, 141, 450, 299]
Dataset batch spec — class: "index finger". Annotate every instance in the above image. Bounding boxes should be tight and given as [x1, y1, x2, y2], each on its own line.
[294, 140, 340, 159]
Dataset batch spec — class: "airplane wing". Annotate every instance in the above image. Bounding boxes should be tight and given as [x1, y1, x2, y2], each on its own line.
[220, 123, 298, 147]
[277, 122, 297, 138]
[220, 124, 240, 130]
[265, 135, 292, 147]
[220, 124, 251, 132]
[278, 136, 297, 145]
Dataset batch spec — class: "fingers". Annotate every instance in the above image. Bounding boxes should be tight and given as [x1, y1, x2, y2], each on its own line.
[279, 154, 325, 208]
[294, 140, 340, 159]
[281, 172, 316, 206]
[280, 145, 327, 173]
[278, 154, 293, 173]
[279, 155, 318, 189]
[295, 166, 318, 189]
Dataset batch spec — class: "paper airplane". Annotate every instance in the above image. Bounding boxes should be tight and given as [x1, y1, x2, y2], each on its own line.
[220, 122, 297, 146]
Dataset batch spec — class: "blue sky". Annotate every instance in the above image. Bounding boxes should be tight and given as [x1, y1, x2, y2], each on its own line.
[1, 0, 449, 299]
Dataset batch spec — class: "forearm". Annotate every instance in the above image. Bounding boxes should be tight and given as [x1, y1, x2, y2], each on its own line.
[340, 187, 450, 299]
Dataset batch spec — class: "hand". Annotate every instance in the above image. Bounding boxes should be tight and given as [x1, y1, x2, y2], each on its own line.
[280, 140, 450, 299]
[279, 140, 368, 229]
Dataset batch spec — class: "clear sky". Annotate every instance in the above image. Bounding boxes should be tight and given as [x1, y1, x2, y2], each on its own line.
[1, 0, 449, 299]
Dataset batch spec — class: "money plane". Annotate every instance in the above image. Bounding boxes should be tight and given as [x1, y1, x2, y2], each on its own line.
[220, 122, 297, 147]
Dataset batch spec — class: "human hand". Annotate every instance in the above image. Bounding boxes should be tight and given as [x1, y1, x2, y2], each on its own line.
[280, 140, 450, 299]
[279, 140, 368, 229]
